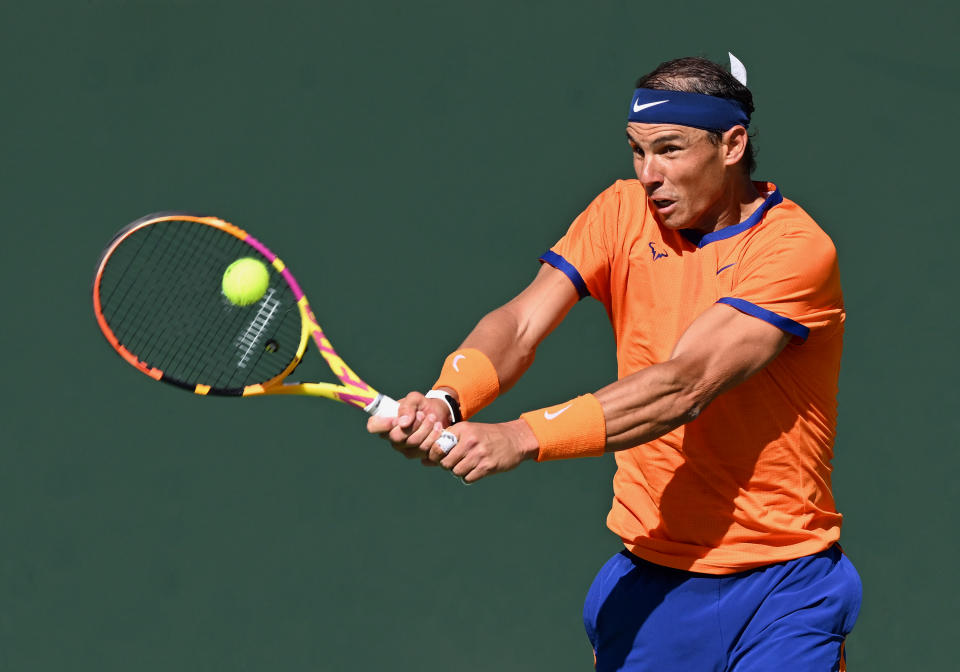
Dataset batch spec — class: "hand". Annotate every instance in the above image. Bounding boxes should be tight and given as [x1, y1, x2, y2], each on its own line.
[427, 419, 539, 484]
[366, 391, 455, 463]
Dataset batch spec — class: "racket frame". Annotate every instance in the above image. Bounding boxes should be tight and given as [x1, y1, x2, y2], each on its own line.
[93, 212, 394, 415]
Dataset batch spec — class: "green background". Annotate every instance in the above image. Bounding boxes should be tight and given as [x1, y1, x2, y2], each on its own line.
[2, 1, 956, 669]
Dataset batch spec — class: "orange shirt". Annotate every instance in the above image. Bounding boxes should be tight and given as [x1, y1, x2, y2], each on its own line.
[544, 180, 845, 573]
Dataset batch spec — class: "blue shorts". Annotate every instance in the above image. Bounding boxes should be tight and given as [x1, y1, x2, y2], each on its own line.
[583, 545, 861, 671]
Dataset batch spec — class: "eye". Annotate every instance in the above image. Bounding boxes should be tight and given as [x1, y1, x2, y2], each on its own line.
[629, 143, 644, 158]
[663, 145, 681, 154]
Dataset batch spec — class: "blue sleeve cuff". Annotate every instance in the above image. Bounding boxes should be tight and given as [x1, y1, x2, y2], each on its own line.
[539, 250, 590, 299]
[717, 297, 810, 341]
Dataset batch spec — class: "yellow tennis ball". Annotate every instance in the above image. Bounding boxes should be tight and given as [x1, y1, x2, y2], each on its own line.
[222, 257, 270, 306]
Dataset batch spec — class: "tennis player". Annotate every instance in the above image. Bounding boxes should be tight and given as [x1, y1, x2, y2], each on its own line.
[368, 55, 861, 671]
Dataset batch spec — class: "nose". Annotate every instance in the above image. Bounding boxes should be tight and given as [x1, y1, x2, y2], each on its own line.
[635, 155, 663, 191]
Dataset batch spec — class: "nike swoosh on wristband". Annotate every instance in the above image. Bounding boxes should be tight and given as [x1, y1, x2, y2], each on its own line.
[452, 355, 465, 372]
[544, 404, 572, 420]
[633, 99, 669, 113]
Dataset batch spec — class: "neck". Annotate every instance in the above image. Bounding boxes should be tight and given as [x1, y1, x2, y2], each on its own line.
[703, 174, 763, 234]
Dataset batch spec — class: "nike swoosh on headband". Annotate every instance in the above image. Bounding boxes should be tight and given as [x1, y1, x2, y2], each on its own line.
[633, 99, 669, 113]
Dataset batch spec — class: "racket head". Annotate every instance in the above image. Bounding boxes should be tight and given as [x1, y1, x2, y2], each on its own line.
[93, 212, 309, 396]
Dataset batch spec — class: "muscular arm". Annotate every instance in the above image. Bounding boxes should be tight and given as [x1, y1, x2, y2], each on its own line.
[446, 264, 581, 397]
[596, 302, 791, 451]
[367, 264, 579, 455]
[435, 302, 792, 482]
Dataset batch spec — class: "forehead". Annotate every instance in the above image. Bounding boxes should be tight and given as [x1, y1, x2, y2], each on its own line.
[625, 122, 711, 145]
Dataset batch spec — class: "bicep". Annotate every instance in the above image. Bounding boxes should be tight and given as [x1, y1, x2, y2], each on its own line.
[465, 264, 580, 352]
[596, 302, 790, 449]
[670, 302, 791, 406]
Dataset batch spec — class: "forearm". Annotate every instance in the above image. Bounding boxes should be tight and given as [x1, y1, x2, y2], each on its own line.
[594, 303, 790, 452]
[425, 303, 790, 481]
[438, 266, 579, 405]
[594, 357, 708, 452]
[457, 303, 537, 394]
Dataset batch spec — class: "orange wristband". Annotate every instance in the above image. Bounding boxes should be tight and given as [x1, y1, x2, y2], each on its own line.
[432, 349, 500, 419]
[520, 394, 607, 461]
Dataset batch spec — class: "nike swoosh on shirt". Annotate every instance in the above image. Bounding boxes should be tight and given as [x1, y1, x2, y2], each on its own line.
[717, 263, 736, 275]
[452, 355, 465, 372]
[544, 404, 572, 420]
[633, 99, 669, 113]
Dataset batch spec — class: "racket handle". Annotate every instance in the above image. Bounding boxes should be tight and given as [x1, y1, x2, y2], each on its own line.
[365, 394, 459, 454]
[366, 393, 399, 417]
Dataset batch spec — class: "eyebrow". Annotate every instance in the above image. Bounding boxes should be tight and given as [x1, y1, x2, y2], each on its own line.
[650, 134, 684, 147]
[624, 132, 686, 148]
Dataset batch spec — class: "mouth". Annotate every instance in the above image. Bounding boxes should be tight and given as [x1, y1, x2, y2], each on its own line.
[651, 198, 676, 215]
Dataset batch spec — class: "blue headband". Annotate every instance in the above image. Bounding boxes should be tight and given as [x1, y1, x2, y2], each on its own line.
[627, 88, 750, 131]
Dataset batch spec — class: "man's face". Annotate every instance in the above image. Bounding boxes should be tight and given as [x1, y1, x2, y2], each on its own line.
[626, 122, 730, 232]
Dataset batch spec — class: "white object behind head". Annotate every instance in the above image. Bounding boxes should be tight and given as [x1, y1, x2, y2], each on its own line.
[729, 52, 747, 86]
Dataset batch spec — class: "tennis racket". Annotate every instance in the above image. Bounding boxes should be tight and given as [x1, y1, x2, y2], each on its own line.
[92, 211, 458, 451]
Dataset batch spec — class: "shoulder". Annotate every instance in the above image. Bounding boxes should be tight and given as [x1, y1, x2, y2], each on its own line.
[747, 188, 838, 268]
[614, 179, 651, 211]
[566, 179, 652, 241]
[590, 179, 647, 210]
[733, 188, 842, 305]
[586, 179, 653, 233]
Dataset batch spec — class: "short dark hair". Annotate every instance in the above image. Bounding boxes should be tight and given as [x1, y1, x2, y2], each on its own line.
[635, 57, 756, 174]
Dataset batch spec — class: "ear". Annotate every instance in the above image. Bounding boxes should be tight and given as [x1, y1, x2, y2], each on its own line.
[721, 126, 749, 167]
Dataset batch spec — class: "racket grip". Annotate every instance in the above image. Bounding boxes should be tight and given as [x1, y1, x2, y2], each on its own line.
[366, 394, 399, 417]
[366, 394, 458, 453]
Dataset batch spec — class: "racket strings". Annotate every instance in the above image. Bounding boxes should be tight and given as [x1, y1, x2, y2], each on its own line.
[103, 220, 217, 373]
[177, 226, 303, 386]
[120, 224, 211, 364]
[104, 222, 181, 343]
[152, 224, 239, 378]
[114, 223, 221, 371]
[139, 221, 280, 387]
[210, 301, 301, 391]
[97, 218, 303, 391]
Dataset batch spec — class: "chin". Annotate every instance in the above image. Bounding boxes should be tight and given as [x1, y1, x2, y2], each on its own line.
[654, 211, 687, 230]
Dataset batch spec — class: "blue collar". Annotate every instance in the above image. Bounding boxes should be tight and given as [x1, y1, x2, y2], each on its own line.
[678, 187, 783, 248]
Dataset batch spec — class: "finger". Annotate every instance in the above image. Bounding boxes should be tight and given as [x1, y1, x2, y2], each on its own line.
[387, 422, 415, 444]
[390, 407, 435, 441]
[450, 450, 480, 479]
[392, 435, 428, 460]
[389, 411, 432, 449]
[420, 421, 448, 454]
[428, 426, 459, 463]
[423, 397, 455, 426]
[439, 436, 470, 471]
[436, 429, 458, 454]
[367, 415, 396, 435]
[406, 413, 438, 448]
[416, 423, 446, 463]
[394, 412, 414, 430]
[395, 392, 426, 429]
